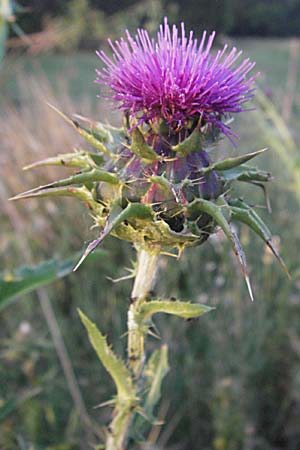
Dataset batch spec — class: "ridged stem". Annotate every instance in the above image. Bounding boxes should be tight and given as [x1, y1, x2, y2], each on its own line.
[105, 406, 133, 450]
[128, 247, 160, 377]
[105, 247, 160, 450]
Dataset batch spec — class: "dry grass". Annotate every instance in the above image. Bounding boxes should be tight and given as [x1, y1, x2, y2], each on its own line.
[0, 74, 109, 267]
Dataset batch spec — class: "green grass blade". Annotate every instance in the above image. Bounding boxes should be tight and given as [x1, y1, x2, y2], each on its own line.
[0, 388, 42, 421]
[0, 250, 106, 310]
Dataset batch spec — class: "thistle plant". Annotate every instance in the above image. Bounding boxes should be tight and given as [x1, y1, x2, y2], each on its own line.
[12, 19, 288, 450]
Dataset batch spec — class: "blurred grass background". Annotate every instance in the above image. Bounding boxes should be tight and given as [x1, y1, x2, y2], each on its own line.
[2, 1, 300, 450]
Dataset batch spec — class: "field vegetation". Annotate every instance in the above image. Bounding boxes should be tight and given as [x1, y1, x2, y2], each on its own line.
[1, 36, 300, 450]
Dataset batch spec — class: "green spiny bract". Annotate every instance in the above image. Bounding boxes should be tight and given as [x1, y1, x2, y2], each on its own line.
[11, 108, 288, 297]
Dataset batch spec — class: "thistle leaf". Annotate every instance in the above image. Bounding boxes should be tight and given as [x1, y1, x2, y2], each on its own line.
[78, 309, 135, 401]
[10, 185, 99, 211]
[219, 164, 273, 183]
[187, 198, 254, 301]
[130, 127, 158, 161]
[207, 148, 268, 172]
[229, 199, 290, 277]
[23, 151, 104, 170]
[73, 114, 126, 152]
[246, 180, 272, 212]
[13, 169, 119, 198]
[139, 299, 213, 321]
[74, 202, 154, 270]
[144, 345, 169, 418]
[47, 104, 116, 158]
[149, 175, 173, 195]
[172, 128, 202, 156]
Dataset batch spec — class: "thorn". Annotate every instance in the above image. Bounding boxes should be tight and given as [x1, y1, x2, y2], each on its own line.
[119, 331, 129, 339]
[73, 113, 92, 123]
[106, 272, 135, 283]
[266, 240, 291, 280]
[47, 102, 75, 127]
[147, 328, 161, 340]
[150, 322, 161, 338]
[93, 399, 116, 409]
[8, 194, 20, 201]
[245, 275, 254, 302]
[73, 236, 103, 271]
[249, 181, 272, 213]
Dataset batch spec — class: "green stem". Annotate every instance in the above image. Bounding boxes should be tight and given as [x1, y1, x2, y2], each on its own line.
[128, 247, 160, 377]
[105, 407, 133, 450]
[105, 247, 160, 450]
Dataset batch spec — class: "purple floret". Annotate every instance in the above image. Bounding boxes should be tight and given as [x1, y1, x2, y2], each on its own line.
[96, 18, 258, 139]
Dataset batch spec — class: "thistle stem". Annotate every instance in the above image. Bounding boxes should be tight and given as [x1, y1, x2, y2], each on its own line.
[128, 247, 160, 377]
[105, 247, 160, 450]
[105, 407, 133, 450]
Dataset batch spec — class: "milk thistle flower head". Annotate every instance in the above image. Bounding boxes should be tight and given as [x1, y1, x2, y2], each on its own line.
[13, 18, 287, 296]
[96, 18, 257, 140]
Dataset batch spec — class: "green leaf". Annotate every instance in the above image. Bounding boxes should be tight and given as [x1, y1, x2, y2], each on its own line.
[0, 250, 106, 310]
[47, 104, 117, 158]
[202, 148, 268, 174]
[219, 164, 272, 183]
[187, 198, 254, 301]
[78, 310, 135, 402]
[10, 185, 100, 213]
[23, 151, 104, 171]
[130, 127, 158, 161]
[12, 168, 119, 200]
[229, 199, 290, 277]
[149, 174, 173, 195]
[144, 345, 169, 418]
[73, 114, 126, 153]
[74, 202, 154, 270]
[172, 128, 202, 156]
[138, 299, 213, 321]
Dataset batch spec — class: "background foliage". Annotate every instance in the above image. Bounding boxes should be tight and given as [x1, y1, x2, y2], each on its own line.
[2, 2, 300, 450]
[16, 0, 300, 38]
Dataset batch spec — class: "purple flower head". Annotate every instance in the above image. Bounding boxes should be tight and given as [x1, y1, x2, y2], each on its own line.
[96, 18, 258, 139]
